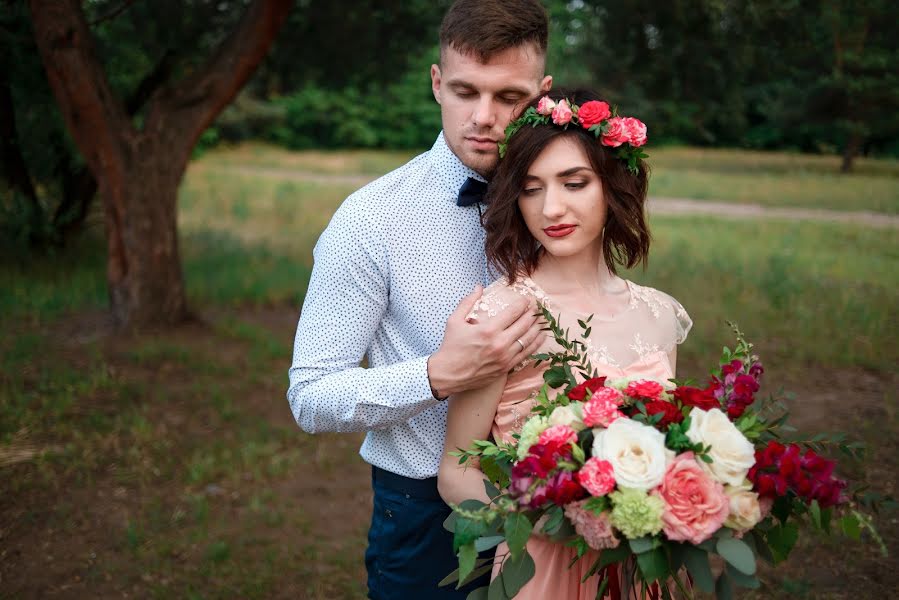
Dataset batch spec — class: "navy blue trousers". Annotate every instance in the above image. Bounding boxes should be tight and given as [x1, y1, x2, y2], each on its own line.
[365, 466, 490, 600]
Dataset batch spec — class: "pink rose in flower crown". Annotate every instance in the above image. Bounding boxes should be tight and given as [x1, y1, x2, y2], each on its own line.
[582, 396, 624, 428]
[622, 117, 648, 147]
[538, 424, 578, 448]
[577, 100, 611, 129]
[625, 379, 665, 401]
[656, 452, 729, 545]
[552, 99, 573, 125]
[601, 117, 630, 147]
[577, 457, 616, 496]
[536, 96, 556, 116]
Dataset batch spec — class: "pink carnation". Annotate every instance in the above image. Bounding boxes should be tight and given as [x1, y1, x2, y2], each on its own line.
[625, 379, 665, 401]
[582, 397, 624, 428]
[577, 457, 616, 496]
[536, 96, 556, 116]
[601, 117, 630, 147]
[552, 99, 573, 125]
[591, 386, 624, 405]
[564, 500, 619, 550]
[537, 424, 578, 447]
[656, 453, 729, 545]
[623, 117, 648, 147]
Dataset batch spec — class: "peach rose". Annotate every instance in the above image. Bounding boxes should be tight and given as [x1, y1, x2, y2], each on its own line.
[552, 99, 573, 125]
[657, 452, 730, 545]
[536, 96, 556, 116]
[623, 117, 648, 147]
[601, 117, 630, 147]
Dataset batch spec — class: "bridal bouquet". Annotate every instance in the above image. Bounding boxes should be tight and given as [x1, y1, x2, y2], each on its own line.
[441, 308, 886, 599]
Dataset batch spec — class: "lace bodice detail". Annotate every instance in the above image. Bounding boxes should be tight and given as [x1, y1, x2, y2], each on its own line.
[467, 277, 692, 371]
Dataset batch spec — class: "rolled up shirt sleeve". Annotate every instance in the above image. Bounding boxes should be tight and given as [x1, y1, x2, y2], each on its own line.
[286, 198, 439, 434]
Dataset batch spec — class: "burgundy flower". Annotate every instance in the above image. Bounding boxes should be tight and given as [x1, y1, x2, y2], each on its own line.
[644, 400, 684, 429]
[673, 386, 720, 411]
[568, 377, 607, 401]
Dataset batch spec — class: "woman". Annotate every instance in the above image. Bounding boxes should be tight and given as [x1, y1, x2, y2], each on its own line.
[437, 90, 692, 599]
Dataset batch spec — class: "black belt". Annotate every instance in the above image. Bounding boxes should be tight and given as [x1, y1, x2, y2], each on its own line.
[372, 465, 442, 501]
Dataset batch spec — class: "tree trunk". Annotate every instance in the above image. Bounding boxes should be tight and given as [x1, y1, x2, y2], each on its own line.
[28, 0, 294, 329]
[103, 146, 188, 327]
[841, 132, 862, 173]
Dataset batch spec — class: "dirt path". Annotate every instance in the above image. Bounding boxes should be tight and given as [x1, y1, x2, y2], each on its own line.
[214, 165, 899, 229]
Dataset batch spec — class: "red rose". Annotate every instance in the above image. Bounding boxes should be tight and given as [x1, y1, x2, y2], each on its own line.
[568, 376, 607, 401]
[644, 400, 684, 429]
[673, 386, 720, 411]
[578, 100, 611, 129]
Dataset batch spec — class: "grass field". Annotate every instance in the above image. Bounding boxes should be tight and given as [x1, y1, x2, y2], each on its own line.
[2, 145, 897, 599]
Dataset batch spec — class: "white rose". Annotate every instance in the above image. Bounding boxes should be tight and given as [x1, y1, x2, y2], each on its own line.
[549, 403, 585, 431]
[723, 482, 763, 532]
[686, 408, 756, 486]
[592, 418, 672, 490]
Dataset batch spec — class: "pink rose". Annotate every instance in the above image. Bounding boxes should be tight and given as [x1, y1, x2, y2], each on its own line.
[582, 397, 624, 428]
[624, 379, 665, 401]
[623, 117, 648, 147]
[564, 500, 619, 550]
[656, 453, 730, 545]
[552, 99, 573, 125]
[577, 457, 616, 496]
[577, 100, 611, 129]
[601, 117, 630, 147]
[537, 424, 578, 448]
[536, 96, 556, 116]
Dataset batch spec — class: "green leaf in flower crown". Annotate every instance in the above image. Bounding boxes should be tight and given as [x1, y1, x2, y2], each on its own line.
[716, 537, 756, 575]
[681, 545, 715, 593]
[501, 549, 536, 598]
[504, 512, 533, 557]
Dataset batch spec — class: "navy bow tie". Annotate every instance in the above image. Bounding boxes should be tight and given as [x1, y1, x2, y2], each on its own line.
[457, 177, 488, 207]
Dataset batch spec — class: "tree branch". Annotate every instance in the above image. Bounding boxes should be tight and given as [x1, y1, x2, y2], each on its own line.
[88, 0, 142, 27]
[27, 0, 132, 179]
[144, 0, 294, 162]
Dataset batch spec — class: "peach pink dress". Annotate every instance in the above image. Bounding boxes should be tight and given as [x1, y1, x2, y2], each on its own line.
[467, 276, 692, 600]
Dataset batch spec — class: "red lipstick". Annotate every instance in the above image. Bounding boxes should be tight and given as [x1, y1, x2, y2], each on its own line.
[543, 224, 576, 238]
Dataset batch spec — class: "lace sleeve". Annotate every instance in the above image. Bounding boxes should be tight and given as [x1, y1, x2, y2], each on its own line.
[465, 278, 539, 323]
[669, 295, 692, 345]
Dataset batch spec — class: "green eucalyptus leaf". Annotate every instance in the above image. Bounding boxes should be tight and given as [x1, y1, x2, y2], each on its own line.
[466, 585, 490, 600]
[502, 549, 536, 598]
[459, 563, 496, 588]
[635, 547, 668, 583]
[483, 479, 501, 501]
[444, 511, 457, 533]
[725, 564, 761, 589]
[542, 505, 564, 535]
[475, 535, 506, 553]
[682, 545, 715, 592]
[487, 569, 508, 600]
[628, 536, 658, 554]
[717, 537, 756, 575]
[504, 512, 533, 557]
[715, 571, 734, 600]
[454, 517, 487, 552]
[458, 542, 478, 584]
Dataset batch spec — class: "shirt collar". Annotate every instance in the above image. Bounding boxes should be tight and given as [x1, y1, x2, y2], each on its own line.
[429, 132, 488, 201]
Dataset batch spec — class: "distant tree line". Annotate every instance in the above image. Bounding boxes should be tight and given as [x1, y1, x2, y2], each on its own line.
[1, 0, 896, 327]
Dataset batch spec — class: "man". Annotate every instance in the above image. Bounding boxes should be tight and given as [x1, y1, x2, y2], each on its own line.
[287, 1, 552, 597]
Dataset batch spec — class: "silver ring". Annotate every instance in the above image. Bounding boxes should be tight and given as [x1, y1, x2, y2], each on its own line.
[515, 338, 525, 352]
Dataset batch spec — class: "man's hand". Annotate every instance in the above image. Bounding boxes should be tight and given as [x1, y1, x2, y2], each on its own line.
[427, 286, 545, 398]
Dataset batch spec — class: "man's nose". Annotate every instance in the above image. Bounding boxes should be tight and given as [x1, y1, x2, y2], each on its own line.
[472, 97, 497, 129]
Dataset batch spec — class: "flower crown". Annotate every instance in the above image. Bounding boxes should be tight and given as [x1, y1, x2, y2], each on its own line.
[499, 96, 649, 174]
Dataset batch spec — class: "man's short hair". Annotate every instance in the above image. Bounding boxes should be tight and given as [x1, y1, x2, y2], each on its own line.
[439, 0, 549, 63]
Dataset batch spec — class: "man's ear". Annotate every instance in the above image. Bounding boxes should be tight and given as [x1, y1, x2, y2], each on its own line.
[539, 74, 553, 94]
[431, 64, 443, 104]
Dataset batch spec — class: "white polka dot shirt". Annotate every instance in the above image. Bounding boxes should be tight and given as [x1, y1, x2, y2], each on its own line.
[287, 132, 490, 479]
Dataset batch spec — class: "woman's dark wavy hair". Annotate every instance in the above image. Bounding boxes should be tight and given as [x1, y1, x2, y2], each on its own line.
[484, 89, 651, 283]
